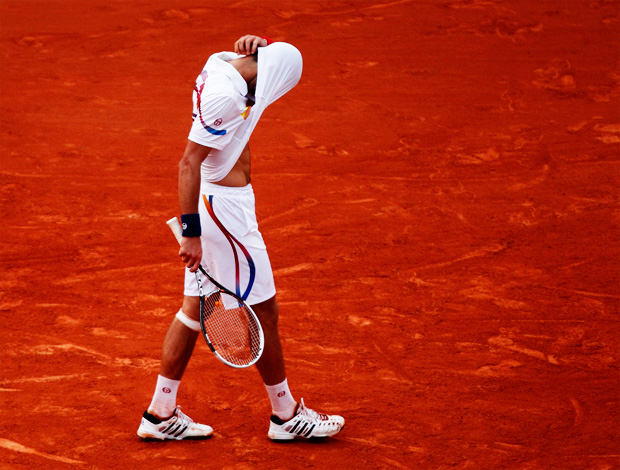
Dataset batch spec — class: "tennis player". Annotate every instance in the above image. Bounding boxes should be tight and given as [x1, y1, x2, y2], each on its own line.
[137, 35, 345, 441]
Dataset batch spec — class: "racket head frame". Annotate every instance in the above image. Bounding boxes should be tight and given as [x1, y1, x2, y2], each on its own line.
[199, 287, 264, 368]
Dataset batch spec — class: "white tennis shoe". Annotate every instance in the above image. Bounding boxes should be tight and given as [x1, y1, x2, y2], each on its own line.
[268, 398, 345, 441]
[137, 406, 213, 441]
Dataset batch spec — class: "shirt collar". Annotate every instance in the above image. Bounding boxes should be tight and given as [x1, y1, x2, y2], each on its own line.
[207, 52, 248, 96]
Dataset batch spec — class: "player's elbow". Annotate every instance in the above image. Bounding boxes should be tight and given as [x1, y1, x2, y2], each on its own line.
[178, 154, 193, 172]
[180, 140, 211, 169]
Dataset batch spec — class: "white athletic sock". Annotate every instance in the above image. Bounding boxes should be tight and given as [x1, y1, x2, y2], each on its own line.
[264, 378, 297, 420]
[148, 375, 180, 419]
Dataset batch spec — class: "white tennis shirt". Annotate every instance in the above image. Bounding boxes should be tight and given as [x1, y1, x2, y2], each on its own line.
[188, 43, 303, 183]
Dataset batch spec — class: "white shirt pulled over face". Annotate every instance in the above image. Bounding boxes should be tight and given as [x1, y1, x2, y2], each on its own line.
[188, 43, 303, 183]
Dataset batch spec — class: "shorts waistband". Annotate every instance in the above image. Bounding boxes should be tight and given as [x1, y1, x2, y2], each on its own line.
[201, 182, 254, 197]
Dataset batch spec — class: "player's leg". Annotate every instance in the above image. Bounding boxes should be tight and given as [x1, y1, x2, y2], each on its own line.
[252, 296, 286, 386]
[147, 295, 199, 420]
[159, 296, 200, 381]
[251, 296, 297, 421]
[252, 296, 345, 441]
[137, 296, 213, 440]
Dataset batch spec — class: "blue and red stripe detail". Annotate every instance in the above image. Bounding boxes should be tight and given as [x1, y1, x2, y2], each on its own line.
[203, 195, 256, 300]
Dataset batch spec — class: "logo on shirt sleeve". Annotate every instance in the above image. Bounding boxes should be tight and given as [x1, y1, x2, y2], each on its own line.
[214, 118, 222, 126]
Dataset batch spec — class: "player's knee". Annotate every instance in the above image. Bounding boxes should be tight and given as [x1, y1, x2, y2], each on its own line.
[263, 307, 279, 330]
[175, 308, 201, 332]
[181, 296, 200, 321]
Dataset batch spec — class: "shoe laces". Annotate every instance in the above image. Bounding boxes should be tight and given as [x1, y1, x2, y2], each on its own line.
[174, 406, 194, 425]
[298, 398, 328, 422]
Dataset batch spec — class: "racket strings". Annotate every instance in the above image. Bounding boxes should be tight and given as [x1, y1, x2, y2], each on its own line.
[201, 292, 262, 366]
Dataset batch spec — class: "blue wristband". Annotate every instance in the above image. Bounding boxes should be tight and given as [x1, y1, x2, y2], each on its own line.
[181, 213, 201, 237]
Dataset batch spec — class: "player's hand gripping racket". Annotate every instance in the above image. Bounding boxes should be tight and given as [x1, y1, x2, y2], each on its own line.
[167, 217, 264, 369]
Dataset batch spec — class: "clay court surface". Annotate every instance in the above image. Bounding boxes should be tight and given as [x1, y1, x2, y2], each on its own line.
[1, 0, 619, 468]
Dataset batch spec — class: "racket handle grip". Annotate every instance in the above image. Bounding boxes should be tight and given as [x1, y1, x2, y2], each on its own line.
[166, 217, 184, 245]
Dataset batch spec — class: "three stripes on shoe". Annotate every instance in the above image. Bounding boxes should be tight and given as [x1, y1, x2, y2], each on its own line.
[271, 414, 316, 438]
[143, 411, 188, 438]
[160, 421, 189, 438]
[288, 419, 316, 437]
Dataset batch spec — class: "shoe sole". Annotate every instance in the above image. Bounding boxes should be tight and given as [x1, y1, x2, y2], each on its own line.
[137, 431, 213, 441]
[268, 424, 345, 442]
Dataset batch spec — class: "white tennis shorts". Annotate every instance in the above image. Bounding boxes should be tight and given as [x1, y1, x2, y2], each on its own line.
[183, 182, 276, 305]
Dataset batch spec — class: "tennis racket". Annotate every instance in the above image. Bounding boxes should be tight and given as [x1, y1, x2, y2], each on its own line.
[166, 217, 264, 369]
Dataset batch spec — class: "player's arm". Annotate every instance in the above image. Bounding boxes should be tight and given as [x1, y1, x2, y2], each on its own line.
[178, 140, 211, 273]
[234, 35, 273, 55]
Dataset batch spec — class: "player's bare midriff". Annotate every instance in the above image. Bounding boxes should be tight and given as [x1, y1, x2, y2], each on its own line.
[213, 143, 251, 187]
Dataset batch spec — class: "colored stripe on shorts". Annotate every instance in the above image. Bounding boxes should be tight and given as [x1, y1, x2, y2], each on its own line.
[203, 194, 256, 300]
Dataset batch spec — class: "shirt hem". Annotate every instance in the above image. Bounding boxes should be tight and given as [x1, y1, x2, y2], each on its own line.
[188, 134, 226, 150]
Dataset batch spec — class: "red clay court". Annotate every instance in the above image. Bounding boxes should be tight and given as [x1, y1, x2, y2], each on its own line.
[1, 1, 619, 469]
